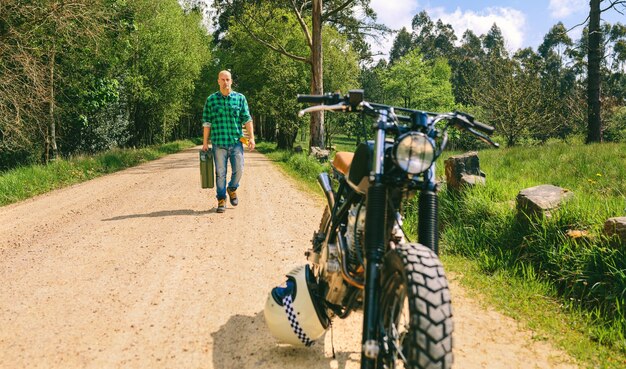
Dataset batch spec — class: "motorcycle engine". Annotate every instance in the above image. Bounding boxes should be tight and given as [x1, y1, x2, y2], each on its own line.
[345, 202, 366, 269]
[320, 201, 405, 309]
[317, 202, 366, 308]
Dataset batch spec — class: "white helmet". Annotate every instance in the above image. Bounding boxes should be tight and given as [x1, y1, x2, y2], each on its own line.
[264, 264, 330, 347]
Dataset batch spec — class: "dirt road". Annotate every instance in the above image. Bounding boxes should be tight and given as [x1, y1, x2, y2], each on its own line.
[0, 148, 577, 368]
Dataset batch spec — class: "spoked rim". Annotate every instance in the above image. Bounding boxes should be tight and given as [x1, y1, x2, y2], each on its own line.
[380, 270, 410, 368]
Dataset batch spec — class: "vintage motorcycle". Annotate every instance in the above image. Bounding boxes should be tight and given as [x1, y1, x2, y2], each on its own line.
[264, 90, 498, 369]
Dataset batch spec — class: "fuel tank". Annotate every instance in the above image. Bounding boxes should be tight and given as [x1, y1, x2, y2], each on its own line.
[346, 140, 393, 194]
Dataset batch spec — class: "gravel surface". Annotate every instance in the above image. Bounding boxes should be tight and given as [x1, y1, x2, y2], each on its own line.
[0, 147, 578, 368]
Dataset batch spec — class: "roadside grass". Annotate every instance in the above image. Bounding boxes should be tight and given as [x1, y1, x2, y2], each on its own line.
[257, 139, 626, 369]
[326, 135, 360, 152]
[443, 255, 626, 369]
[294, 133, 360, 153]
[0, 140, 197, 207]
[256, 141, 330, 194]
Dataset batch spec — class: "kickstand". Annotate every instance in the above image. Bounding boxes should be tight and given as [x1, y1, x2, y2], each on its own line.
[330, 321, 336, 359]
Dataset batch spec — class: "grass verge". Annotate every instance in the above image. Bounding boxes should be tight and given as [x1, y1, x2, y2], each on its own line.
[0, 140, 197, 207]
[443, 255, 626, 368]
[255, 141, 330, 195]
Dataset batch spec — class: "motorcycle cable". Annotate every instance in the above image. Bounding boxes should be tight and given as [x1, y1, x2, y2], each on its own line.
[330, 321, 336, 359]
[387, 195, 413, 244]
[353, 200, 365, 266]
[337, 287, 359, 319]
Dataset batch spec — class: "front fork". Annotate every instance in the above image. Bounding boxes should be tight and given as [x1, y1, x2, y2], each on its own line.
[360, 121, 440, 368]
[360, 188, 439, 369]
[361, 183, 387, 368]
[419, 164, 440, 254]
[361, 118, 388, 368]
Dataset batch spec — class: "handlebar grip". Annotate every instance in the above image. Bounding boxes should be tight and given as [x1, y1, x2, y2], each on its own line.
[472, 120, 495, 135]
[297, 94, 328, 104]
[454, 112, 495, 135]
[297, 92, 342, 105]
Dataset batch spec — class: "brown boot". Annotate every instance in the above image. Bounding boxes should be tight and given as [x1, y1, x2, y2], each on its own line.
[227, 187, 238, 206]
[216, 198, 226, 213]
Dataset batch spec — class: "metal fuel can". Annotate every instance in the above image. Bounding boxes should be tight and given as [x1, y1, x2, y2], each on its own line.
[199, 150, 214, 189]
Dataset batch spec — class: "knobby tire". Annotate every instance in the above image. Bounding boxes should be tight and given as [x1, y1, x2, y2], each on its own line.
[378, 243, 453, 369]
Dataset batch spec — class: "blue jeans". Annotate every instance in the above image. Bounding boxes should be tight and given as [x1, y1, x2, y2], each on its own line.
[213, 142, 244, 200]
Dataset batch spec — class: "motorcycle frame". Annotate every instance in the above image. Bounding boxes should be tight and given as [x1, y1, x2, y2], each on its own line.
[299, 90, 496, 368]
[321, 109, 440, 369]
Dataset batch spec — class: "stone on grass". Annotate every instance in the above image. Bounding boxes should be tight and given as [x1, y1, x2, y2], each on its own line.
[516, 184, 574, 220]
[604, 217, 626, 246]
[444, 151, 486, 191]
[310, 146, 330, 163]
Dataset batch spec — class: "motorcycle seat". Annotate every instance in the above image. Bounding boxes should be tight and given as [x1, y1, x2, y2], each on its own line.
[332, 152, 354, 176]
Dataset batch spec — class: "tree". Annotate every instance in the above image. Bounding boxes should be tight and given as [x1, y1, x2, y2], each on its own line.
[588, 0, 603, 142]
[474, 57, 546, 146]
[215, 5, 309, 148]
[537, 23, 579, 138]
[586, 0, 626, 143]
[383, 49, 454, 111]
[121, 0, 211, 146]
[389, 27, 413, 64]
[1, 0, 213, 170]
[410, 11, 457, 60]
[360, 59, 388, 105]
[216, 5, 358, 149]
[0, 2, 49, 168]
[0, 0, 111, 163]
[538, 22, 573, 61]
[605, 23, 626, 104]
[450, 30, 484, 105]
[210, 0, 384, 149]
[482, 24, 507, 58]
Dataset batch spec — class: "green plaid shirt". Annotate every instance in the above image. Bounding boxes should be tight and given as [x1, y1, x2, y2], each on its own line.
[202, 91, 252, 146]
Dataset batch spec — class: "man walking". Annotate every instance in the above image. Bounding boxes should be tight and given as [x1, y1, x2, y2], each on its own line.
[202, 70, 255, 213]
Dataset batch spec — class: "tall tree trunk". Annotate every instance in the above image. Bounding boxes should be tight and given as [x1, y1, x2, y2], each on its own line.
[255, 115, 262, 140]
[276, 129, 297, 150]
[586, 0, 602, 143]
[309, 0, 325, 150]
[49, 44, 58, 161]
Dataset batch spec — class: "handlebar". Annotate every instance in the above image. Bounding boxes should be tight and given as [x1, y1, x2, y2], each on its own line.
[472, 120, 495, 135]
[451, 112, 495, 135]
[297, 102, 348, 117]
[297, 90, 498, 146]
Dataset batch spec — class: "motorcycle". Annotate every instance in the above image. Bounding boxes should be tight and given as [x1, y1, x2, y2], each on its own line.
[264, 89, 498, 369]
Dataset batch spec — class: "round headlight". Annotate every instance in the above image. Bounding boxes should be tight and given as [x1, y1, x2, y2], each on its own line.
[393, 132, 435, 174]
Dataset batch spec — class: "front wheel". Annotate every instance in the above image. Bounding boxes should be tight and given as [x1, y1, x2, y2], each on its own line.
[378, 243, 453, 369]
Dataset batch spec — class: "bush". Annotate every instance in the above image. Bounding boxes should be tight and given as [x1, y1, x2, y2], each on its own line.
[604, 106, 626, 142]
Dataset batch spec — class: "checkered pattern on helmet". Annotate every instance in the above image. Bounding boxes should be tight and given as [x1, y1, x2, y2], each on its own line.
[282, 294, 314, 347]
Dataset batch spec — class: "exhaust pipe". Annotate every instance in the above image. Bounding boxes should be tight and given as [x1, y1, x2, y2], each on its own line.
[317, 173, 335, 210]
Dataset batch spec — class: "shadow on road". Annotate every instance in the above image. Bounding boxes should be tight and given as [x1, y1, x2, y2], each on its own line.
[211, 311, 359, 369]
[102, 209, 212, 221]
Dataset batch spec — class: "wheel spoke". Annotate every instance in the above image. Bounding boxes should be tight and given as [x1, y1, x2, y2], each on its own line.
[378, 245, 453, 369]
[390, 322, 408, 364]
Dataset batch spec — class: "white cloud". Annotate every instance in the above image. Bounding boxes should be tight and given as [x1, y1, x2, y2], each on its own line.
[428, 6, 526, 53]
[370, 0, 419, 28]
[368, 0, 420, 58]
[368, 3, 528, 59]
[548, 0, 587, 18]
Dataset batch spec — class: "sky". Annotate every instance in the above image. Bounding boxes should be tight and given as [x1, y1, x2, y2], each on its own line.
[368, 0, 625, 59]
